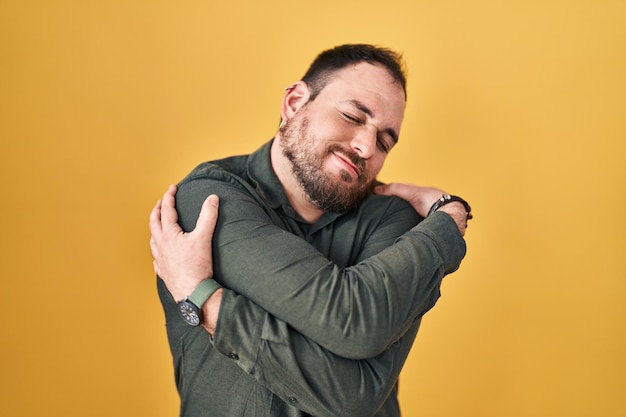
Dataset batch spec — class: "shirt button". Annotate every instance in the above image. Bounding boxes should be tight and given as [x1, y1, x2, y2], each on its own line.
[228, 352, 239, 360]
[288, 396, 298, 405]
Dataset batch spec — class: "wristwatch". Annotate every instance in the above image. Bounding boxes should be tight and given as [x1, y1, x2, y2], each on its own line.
[427, 194, 473, 221]
[177, 279, 222, 326]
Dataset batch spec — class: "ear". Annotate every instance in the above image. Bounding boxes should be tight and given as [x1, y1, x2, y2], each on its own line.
[280, 81, 310, 121]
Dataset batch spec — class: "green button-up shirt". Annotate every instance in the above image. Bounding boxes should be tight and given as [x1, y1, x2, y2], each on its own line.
[157, 140, 466, 417]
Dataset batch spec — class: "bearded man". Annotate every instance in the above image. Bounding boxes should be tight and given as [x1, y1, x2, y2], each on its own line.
[150, 44, 472, 417]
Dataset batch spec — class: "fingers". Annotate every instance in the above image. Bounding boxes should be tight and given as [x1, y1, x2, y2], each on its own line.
[149, 199, 163, 240]
[149, 235, 159, 261]
[374, 183, 418, 200]
[194, 194, 220, 240]
[149, 199, 162, 273]
[373, 184, 390, 195]
[161, 184, 180, 227]
[375, 183, 447, 217]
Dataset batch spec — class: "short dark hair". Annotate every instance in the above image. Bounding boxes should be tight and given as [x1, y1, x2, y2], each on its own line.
[301, 44, 407, 101]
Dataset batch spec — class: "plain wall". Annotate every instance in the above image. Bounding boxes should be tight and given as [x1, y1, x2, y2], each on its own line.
[1, 1, 624, 416]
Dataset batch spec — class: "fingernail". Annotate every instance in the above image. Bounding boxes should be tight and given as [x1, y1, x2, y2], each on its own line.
[208, 195, 219, 208]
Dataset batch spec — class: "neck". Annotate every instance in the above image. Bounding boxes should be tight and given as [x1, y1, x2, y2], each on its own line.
[270, 137, 324, 224]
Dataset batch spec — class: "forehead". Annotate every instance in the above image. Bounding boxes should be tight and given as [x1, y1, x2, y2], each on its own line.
[313, 62, 406, 127]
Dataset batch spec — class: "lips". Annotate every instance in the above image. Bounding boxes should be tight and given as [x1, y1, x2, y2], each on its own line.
[332, 151, 361, 179]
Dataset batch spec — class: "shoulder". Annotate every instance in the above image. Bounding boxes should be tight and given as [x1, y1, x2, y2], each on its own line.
[174, 154, 269, 231]
[332, 194, 423, 262]
[175, 154, 264, 205]
[356, 193, 423, 228]
[181, 154, 250, 186]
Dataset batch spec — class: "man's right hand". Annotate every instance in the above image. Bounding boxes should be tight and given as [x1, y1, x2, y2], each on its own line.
[149, 185, 223, 335]
[149, 184, 220, 301]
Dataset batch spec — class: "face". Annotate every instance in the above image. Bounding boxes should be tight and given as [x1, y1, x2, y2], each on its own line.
[280, 62, 406, 212]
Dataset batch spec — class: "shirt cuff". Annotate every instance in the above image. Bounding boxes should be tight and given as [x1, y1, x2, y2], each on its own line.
[414, 211, 467, 273]
[211, 289, 265, 374]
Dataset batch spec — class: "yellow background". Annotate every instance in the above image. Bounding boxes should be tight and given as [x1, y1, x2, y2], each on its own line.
[1, 1, 624, 416]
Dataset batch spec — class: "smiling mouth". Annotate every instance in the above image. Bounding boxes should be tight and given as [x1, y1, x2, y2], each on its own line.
[332, 151, 361, 179]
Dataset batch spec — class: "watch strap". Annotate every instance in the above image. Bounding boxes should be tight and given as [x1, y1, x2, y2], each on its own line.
[427, 194, 473, 220]
[188, 279, 222, 309]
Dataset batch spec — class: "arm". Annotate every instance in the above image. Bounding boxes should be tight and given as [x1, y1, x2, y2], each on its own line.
[185, 176, 465, 358]
[152, 177, 466, 358]
[155, 274, 421, 417]
[215, 289, 424, 417]
[151, 182, 467, 417]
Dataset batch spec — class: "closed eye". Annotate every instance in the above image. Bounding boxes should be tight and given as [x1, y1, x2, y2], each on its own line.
[377, 137, 392, 153]
[342, 112, 363, 124]
[342, 112, 394, 153]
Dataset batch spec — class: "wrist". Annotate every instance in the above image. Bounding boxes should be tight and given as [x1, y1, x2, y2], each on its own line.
[437, 203, 468, 236]
[201, 288, 223, 336]
[427, 194, 473, 237]
[427, 194, 473, 220]
[176, 279, 222, 327]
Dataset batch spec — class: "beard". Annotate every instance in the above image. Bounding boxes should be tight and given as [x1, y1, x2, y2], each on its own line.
[279, 113, 375, 213]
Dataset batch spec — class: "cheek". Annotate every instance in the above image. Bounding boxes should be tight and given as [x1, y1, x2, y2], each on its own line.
[366, 156, 386, 178]
[313, 111, 354, 140]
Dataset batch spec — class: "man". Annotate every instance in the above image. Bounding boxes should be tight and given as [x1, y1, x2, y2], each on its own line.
[150, 44, 472, 417]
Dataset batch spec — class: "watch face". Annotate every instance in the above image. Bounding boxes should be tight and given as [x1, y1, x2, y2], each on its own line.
[178, 301, 201, 326]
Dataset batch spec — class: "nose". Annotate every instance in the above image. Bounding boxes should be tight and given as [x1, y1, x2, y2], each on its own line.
[350, 126, 377, 160]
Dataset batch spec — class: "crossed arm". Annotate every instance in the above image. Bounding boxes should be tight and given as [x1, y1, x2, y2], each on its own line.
[150, 181, 469, 415]
[150, 182, 468, 345]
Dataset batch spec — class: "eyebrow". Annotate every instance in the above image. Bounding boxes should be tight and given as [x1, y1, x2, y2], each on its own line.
[344, 99, 399, 144]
